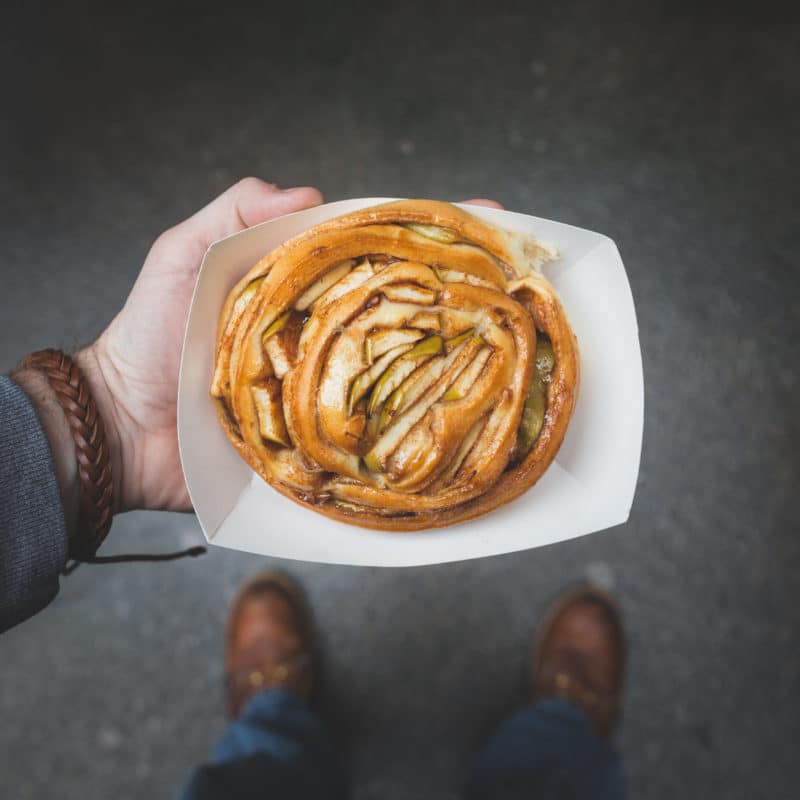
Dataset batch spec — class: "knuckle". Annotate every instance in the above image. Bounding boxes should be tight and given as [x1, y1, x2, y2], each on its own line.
[235, 176, 270, 194]
[150, 226, 178, 257]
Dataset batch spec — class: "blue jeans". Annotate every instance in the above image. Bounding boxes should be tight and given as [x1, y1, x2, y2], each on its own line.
[179, 690, 623, 800]
[466, 698, 624, 799]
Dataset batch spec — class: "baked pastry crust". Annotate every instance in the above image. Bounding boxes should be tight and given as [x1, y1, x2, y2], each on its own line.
[211, 200, 578, 530]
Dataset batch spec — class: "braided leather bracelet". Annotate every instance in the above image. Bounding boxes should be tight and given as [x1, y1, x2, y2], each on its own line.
[21, 349, 113, 560]
[20, 349, 205, 569]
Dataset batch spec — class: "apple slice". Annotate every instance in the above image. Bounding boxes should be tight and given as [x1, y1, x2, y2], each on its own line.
[262, 311, 301, 379]
[436, 269, 496, 290]
[516, 374, 545, 457]
[444, 327, 476, 350]
[367, 338, 483, 469]
[407, 310, 441, 332]
[435, 416, 488, 487]
[381, 337, 474, 425]
[347, 342, 417, 416]
[382, 284, 438, 304]
[262, 311, 290, 343]
[364, 392, 433, 474]
[516, 337, 556, 457]
[404, 223, 459, 243]
[252, 379, 290, 447]
[231, 276, 265, 318]
[378, 357, 447, 434]
[441, 345, 491, 402]
[295, 260, 354, 311]
[535, 338, 555, 374]
[313, 259, 375, 309]
[364, 328, 425, 365]
[366, 335, 443, 417]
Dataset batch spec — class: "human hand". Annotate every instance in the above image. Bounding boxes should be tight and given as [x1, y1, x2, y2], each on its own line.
[76, 179, 324, 513]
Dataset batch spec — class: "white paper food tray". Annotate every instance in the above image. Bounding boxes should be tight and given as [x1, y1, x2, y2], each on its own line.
[178, 198, 643, 566]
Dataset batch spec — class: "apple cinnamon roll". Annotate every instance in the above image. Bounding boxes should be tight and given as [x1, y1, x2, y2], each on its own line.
[211, 200, 578, 530]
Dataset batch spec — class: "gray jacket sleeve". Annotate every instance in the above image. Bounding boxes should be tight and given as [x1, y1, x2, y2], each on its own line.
[0, 376, 68, 633]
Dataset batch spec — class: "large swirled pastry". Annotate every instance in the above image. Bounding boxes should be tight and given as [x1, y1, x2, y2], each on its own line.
[211, 200, 578, 530]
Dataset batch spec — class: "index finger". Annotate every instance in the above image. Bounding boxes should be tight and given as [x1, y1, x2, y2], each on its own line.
[459, 198, 505, 210]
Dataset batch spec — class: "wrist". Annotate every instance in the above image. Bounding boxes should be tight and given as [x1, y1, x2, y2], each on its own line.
[73, 344, 137, 513]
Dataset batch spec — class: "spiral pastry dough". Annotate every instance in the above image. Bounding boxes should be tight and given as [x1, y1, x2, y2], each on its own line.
[211, 200, 578, 530]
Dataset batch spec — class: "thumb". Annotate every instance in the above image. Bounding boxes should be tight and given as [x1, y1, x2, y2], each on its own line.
[149, 178, 324, 271]
[188, 177, 324, 244]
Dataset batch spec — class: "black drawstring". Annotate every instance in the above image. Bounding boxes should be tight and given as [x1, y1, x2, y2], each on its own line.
[62, 545, 207, 575]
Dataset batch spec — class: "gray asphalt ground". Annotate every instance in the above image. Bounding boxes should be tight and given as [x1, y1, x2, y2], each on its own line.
[1, 3, 798, 798]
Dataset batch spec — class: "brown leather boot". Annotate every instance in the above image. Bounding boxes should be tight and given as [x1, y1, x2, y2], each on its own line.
[530, 585, 626, 738]
[224, 570, 314, 719]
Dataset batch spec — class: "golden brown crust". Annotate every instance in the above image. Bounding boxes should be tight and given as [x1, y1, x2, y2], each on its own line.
[211, 200, 578, 530]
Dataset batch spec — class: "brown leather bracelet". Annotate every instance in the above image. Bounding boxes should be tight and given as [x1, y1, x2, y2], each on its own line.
[20, 348, 113, 560]
[19, 348, 206, 569]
